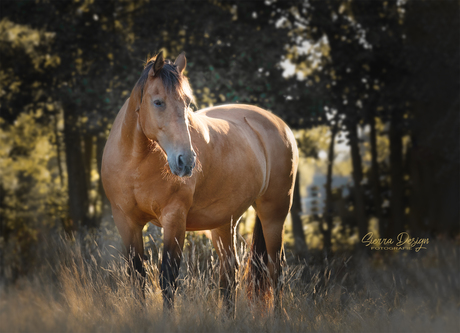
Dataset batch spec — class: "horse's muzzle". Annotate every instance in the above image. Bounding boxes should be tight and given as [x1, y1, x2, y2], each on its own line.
[174, 152, 196, 177]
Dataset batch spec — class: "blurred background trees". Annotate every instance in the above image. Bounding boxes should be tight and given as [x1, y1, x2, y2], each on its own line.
[1, 0, 458, 276]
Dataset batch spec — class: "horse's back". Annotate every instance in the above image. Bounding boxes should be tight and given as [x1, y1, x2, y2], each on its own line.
[196, 104, 298, 198]
[196, 104, 297, 164]
[197, 104, 287, 132]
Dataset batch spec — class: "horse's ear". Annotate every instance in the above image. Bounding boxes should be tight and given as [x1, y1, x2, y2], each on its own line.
[149, 51, 165, 77]
[174, 52, 187, 74]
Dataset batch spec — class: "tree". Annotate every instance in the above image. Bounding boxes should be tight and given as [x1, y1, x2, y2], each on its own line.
[2, 0, 311, 235]
[403, 0, 459, 235]
[1, 0, 140, 229]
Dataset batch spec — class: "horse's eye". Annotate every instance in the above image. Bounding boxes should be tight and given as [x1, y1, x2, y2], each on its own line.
[153, 100, 164, 108]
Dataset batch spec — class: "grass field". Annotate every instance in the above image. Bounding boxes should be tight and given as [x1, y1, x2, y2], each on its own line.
[0, 228, 459, 333]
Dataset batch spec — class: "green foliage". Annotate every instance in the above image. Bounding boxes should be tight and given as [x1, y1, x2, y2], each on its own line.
[0, 111, 67, 275]
[0, 18, 60, 123]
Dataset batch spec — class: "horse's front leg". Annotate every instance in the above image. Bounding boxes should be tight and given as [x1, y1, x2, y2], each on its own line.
[112, 207, 146, 298]
[160, 208, 187, 310]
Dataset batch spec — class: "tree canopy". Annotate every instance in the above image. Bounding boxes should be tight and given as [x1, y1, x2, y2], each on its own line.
[1, 0, 458, 274]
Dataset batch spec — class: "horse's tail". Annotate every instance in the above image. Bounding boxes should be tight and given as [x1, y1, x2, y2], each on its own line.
[246, 214, 270, 300]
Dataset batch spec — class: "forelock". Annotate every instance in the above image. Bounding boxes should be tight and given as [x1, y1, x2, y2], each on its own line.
[134, 56, 195, 107]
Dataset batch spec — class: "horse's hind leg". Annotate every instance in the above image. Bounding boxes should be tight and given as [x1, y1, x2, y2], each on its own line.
[211, 222, 239, 315]
[254, 198, 290, 312]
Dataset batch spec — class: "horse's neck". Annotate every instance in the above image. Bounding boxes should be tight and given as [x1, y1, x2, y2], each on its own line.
[120, 98, 150, 158]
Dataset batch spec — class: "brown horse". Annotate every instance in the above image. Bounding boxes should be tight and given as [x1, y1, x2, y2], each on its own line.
[101, 51, 299, 310]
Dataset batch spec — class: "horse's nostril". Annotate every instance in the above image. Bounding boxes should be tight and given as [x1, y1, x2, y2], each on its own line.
[177, 155, 185, 169]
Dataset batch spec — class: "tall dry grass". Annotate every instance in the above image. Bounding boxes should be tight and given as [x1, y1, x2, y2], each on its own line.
[0, 230, 459, 333]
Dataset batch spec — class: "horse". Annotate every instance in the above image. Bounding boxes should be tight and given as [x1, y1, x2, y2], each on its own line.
[101, 51, 299, 311]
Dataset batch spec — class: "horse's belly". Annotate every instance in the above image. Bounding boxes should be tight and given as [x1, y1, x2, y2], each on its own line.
[185, 195, 256, 231]
[185, 210, 247, 231]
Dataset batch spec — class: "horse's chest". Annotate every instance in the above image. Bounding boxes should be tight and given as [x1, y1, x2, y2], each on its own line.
[131, 171, 194, 221]
[130, 178, 167, 220]
[113, 158, 262, 230]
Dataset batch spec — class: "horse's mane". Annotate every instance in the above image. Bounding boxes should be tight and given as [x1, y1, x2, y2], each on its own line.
[133, 54, 195, 107]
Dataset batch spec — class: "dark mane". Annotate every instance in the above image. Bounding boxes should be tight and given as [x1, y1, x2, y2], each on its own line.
[133, 55, 195, 107]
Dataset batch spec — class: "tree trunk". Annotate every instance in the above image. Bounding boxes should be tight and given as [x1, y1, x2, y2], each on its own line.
[53, 112, 64, 187]
[83, 135, 93, 198]
[96, 135, 110, 222]
[369, 116, 384, 237]
[348, 122, 367, 241]
[407, 139, 423, 234]
[291, 170, 308, 258]
[0, 185, 5, 279]
[83, 135, 98, 228]
[389, 110, 404, 237]
[63, 105, 89, 231]
[323, 125, 337, 253]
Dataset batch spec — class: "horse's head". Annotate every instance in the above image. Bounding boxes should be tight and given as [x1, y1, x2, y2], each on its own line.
[136, 51, 196, 178]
